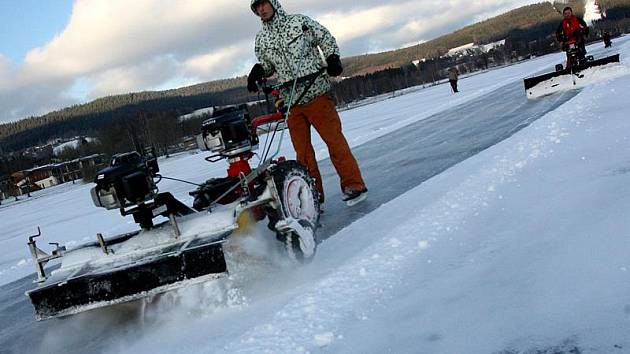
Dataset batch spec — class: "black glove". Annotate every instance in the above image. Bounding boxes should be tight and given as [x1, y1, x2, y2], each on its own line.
[247, 63, 265, 92]
[326, 54, 343, 77]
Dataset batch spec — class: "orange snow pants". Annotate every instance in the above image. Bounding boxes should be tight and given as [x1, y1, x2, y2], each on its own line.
[287, 94, 366, 203]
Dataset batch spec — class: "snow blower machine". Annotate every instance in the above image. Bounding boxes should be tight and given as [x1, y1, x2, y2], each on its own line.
[25, 80, 321, 321]
[524, 43, 620, 99]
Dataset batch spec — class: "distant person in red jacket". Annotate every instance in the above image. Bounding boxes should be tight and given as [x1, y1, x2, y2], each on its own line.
[555, 6, 589, 67]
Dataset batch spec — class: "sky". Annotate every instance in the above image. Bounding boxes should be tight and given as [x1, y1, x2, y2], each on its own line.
[0, 0, 543, 123]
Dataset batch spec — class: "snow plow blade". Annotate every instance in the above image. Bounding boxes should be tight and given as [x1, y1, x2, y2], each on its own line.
[524, 54, 620, 98]
[26, 232, 229, 321]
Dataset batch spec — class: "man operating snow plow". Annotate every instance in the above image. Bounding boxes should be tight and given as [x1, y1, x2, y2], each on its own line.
[25, 85, 321, 321]
[524, 6, 620, 99]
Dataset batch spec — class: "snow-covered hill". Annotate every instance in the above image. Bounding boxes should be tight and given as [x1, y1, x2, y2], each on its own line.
[1, 36, 629, 354]
[52, 137, 96, 156]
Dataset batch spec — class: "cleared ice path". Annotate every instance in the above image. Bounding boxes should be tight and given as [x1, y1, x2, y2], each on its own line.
[316, 81, 577, 240]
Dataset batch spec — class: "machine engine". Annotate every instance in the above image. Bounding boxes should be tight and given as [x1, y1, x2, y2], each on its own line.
[196, 107, 259, 157]
[91, 151, 159, 210]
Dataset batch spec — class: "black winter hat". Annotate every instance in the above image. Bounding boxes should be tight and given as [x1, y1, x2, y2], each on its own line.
[251, 0, 270, 13]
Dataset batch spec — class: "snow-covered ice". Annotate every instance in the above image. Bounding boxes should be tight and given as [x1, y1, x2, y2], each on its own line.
[1, 37, 630, 354]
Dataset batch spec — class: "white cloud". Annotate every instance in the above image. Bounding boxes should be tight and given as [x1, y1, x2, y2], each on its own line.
[1, 0, 259, 122]
[312, 0, 542, 55]
[318, 5, 397, 45]
[183, 43, 252, 80]
[0, 79, 75, 121]
[0, 0, 546, 123]
[86, 55, 180, 98]
[19, 0, 254, 84]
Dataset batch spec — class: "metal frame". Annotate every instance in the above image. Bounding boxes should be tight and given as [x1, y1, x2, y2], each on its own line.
[27, 227, 66, 283]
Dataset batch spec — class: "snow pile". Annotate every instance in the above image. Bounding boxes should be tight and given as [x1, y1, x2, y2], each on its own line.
[178, 107, 214, 122]
[53, 137, 96, 155]
[447, 42, 476, 56]
[446, 39, 505, 57]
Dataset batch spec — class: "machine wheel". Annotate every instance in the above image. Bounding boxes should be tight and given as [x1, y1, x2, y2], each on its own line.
[268, 160, 320, 262]
[276, 220, 316, 263]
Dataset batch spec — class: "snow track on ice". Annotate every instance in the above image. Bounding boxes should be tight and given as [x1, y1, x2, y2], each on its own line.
[222, 89, 593, 354]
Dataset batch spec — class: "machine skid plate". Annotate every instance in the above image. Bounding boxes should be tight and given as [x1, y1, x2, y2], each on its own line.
[524, 54, 620, 94]
[26, 235, 228, 321]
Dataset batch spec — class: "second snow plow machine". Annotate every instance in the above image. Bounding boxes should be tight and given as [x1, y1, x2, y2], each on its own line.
[524, 42, 620, 99]
[25, 79, 321, 321]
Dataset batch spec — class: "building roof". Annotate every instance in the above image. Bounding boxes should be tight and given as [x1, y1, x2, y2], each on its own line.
[25, 164, 57, 173]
